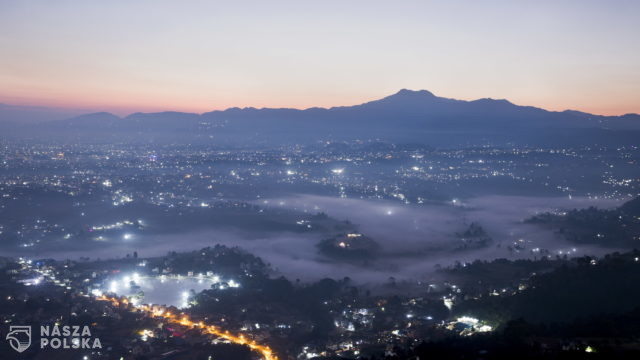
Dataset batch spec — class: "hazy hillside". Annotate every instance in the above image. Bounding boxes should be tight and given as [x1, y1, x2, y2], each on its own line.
[2, 90, 639, 146]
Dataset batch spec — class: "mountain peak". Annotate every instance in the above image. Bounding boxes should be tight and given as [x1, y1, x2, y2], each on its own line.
[393, 89, 436, 97]
[367, 89, 438, 106]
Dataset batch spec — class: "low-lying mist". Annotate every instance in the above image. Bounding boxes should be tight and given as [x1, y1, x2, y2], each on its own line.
[6, 194, 622, 285]
[242, 194, 621, 283]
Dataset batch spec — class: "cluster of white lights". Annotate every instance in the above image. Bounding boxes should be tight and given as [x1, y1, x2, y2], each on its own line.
[102, 272, 239, 309]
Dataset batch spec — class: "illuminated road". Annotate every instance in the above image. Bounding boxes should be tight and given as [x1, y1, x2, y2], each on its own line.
[97, 295, 279, 360]
[23, 260, 277, 359]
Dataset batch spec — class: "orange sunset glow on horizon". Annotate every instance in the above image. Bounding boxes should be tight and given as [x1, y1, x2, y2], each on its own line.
[1, 0, 639, 117]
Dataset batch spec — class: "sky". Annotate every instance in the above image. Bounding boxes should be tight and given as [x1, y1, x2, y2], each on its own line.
[0, 0, 638, 116]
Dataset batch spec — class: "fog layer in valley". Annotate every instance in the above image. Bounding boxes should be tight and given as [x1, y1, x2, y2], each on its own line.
[241, 194, 621, 282]
[7, 194, 621, 284]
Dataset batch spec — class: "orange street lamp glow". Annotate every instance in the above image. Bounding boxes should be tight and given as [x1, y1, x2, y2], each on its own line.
[97, 296, 278, 360]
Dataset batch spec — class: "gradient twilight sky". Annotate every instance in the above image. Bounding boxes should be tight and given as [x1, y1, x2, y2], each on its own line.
[0, 0, 638, 116]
